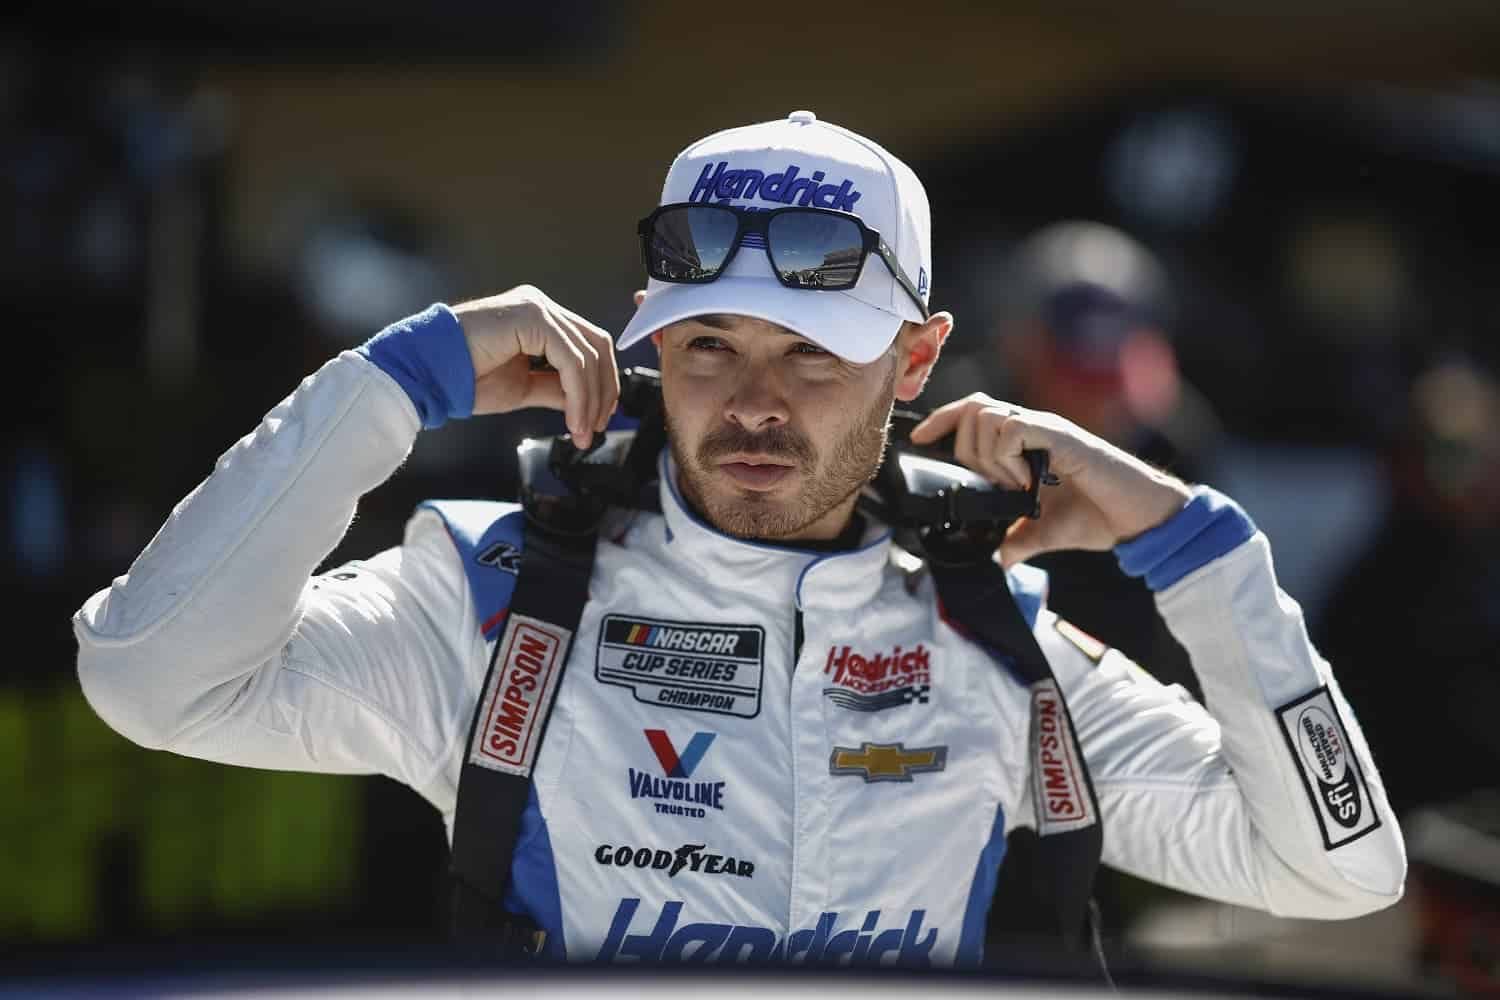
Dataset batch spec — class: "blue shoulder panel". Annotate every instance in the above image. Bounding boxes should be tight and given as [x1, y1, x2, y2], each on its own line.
[418, 499, 525, 642]
[503, 784, 566, 959]
[957, 801, 1008, 967]
[1007, 563, 1049, 630]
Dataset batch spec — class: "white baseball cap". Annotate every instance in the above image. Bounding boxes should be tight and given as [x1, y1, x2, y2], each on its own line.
[617, 110, 932, 365]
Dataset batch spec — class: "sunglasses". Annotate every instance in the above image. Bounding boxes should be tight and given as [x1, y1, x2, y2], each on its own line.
[637, 203, 930, 320]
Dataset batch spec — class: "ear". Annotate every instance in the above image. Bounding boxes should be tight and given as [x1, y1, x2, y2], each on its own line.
[894, 312, 954, 402]
[650, 330, 663, 357]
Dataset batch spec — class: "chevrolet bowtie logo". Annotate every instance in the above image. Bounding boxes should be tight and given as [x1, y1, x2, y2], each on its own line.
[828, 742, 948, 783]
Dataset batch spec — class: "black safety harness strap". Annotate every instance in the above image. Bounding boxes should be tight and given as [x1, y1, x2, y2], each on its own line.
[930, 558, 1104, 949]
[446, 368, 1102, 962]
[449, 518, 598, 957]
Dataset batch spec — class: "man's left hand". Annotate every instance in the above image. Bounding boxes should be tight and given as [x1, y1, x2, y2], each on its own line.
[911, 393, 1192, 567]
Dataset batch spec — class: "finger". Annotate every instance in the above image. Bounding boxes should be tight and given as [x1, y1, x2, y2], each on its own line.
[971, 411, 1030, 490]
[989, 416, 1038, 490]
[555, 313, 607, 437]
[515, 369, 569, 413]
[952, 402, 978, 470]
[909, 398, 970, 443]
[999, 517, 1043, 569]
[553, 303, 621, 432]
[531, 312, 593, 444]
[598, 345, 621, 432]
[472, 364, 564, 415]
[554, 301, 615, 347]
[582, 321, 622, 432]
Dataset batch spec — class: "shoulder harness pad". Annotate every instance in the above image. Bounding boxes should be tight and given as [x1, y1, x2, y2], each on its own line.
[418, 499, 525, 642]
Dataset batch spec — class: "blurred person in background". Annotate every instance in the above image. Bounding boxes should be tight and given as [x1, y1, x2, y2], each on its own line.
[990, 222, 1221, 484]
[70, 111, 1405, 969]
[1318, 357, 1500, 818]
[960, 221, 1225, 696]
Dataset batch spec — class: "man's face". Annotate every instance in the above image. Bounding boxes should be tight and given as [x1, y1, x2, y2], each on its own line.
[656, 314, 900, 542]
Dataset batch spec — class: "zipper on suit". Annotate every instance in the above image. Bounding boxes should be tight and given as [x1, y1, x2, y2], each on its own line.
[788, 604, 805, 937]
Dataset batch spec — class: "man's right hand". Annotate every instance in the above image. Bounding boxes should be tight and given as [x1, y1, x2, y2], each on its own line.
[452, 285, 620, 447]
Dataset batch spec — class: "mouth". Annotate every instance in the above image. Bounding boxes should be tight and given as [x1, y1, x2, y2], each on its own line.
[715, 455, 797, 491]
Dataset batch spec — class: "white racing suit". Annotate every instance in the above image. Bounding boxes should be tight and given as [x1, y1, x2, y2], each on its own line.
[73, 309, 1406, 965]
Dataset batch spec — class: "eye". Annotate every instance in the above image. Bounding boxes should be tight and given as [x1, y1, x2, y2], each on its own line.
[789, 341, 831, 356]
[687, 336, 729, 351]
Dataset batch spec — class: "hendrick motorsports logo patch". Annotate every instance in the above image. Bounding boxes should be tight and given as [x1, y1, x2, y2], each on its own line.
[829, 742, 947, 783]
[596, 615, 765, 718]
[822, 642, 933, 713]
[596, 899, 939, 964]
[1277, 687, 1381, 849]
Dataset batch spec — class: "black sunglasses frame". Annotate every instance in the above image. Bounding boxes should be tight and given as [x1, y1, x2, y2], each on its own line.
[637, 202, 930, 320]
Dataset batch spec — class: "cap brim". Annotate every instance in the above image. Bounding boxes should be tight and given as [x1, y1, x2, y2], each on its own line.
[617, 276, 904, 366]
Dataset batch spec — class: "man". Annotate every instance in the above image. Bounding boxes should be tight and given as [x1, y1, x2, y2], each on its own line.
[74, 111, 1404, 967]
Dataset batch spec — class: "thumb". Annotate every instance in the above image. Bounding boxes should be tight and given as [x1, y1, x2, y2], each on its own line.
[473, 366, 564, 416]
[998, 516, 1045, 569]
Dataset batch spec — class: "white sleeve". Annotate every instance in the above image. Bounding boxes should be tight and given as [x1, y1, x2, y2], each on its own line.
[1029, 534, 1406, 920]
[72, 351, 481, 813]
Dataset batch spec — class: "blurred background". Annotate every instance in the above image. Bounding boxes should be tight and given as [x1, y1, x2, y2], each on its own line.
[4, 1, 1499, 995]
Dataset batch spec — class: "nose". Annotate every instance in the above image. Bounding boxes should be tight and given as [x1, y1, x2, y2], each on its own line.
[723, 366, 790, 433]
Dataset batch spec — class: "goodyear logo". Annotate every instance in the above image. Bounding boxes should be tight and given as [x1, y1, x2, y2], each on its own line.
[829, 742, 947, 783]
[597, 615, 765, 718]
[594, 843, 754, 880]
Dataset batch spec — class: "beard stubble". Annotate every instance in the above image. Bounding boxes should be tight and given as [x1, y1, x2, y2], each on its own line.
[668, 361, 899, 540]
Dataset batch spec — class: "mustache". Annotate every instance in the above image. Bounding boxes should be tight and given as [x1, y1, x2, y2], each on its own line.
[697, 423, 815, 467]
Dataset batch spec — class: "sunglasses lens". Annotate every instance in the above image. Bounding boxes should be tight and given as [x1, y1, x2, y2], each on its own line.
[767, 212, 865, 289]
[648, 206, 739, 281]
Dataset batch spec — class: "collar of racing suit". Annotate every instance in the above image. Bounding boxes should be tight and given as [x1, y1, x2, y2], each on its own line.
[651, 450, 897, 614]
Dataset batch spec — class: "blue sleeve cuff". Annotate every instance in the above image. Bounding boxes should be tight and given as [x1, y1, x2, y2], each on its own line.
[357, 304, 475, 429]
[1115, 485, 1257, 592]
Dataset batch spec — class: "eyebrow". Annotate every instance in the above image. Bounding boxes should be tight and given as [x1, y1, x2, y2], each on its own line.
[690, 314, 738, 331]
[688, 314, 807, 339]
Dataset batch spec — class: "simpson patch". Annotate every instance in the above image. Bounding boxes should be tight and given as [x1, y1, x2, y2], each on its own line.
[1031, 679, 1095, 835]
[1276, 687, 1381, 850]
[468, 614, 570, 776]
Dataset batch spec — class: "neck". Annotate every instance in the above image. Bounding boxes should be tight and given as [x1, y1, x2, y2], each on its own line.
[779, 489, 866, 545]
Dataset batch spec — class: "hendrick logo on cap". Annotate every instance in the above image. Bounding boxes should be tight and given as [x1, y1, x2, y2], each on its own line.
[690, 161, 861, 212]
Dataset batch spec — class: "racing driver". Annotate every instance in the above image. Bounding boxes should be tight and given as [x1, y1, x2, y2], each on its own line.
[73, 111, 1405, 966]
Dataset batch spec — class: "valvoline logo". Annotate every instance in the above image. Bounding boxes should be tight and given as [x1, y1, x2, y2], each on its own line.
[645, 729, 714, 777]
[630, 730, 725, 818]
[597, 898, 940, 965]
